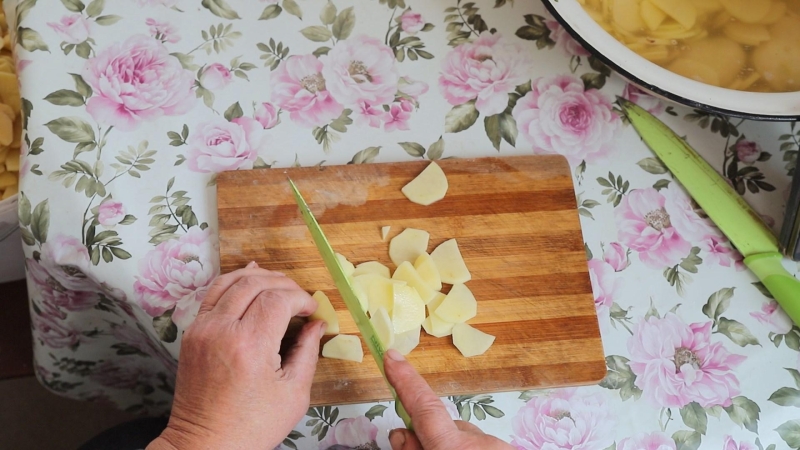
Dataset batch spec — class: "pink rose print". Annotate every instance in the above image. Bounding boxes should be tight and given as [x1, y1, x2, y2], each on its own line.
[40, 233, 95, 292]
[82, 35, 196, 132]
[98, 199, 126, 227]
[32, 305, 83, 349]
[254, 102, 280, 129]
[384, 99, 413, 132]
[271, 54, 344, 128]
[186, 117, 266, 173]
[615, 188, 691, 269]
[511, 388, 615, 450]
[513, 75, 622, 165]
[628, 314, 745, 408]
[400, 10, 425, 35]
[588, 259, 619, 314]
[146, 18, 180, 44]
[199, 63, 233, 90]
[546, 19, 591, 58]
[397, 76, 429, 104]
[321, 35, 399, 106]
[618, 432, 676, 450]
[355, 101, 384, 128]
[700, 236, 744, 270]
[47, 14, 92, 45]
[439, 32, 530, 116]
[319, 416, 378, 450]
[723, 436, 757, 450]
[133, 227, 220, 329]
[621, 83, 666, 116]
[750, 300, 794, 335]
[735, 140, 762, 165]
[603, 242, 630, 272]
[661, 183, 718, 242]
[27, 259, 98, 312]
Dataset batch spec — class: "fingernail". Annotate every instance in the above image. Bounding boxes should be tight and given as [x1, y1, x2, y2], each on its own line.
[246, 261, 258, 269]
[318, 322, 327, 338]
[387, 348, 405, 362]
[389, 430, 405, 449]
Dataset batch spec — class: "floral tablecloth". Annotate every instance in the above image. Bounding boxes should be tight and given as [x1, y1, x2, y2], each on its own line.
[7, 0, 800, 448]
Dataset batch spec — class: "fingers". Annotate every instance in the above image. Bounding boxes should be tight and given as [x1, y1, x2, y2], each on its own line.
[241, 288, 319, 347]
[390, 429, 423, 450]
[384, 349, 457, 447]
[210, 274, 303, 319]
[281, 320, 326, 391]
[198, 263, 285, 315]
[454, 420, 483, 434]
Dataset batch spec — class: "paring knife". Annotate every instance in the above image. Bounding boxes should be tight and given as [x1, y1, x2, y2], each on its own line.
[288, 178, 413, 429]
[619, 99, 800, 326]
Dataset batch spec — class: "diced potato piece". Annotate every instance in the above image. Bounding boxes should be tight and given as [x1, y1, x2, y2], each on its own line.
[0, 171, 16, 188]
[401, 161, 448, 206]
[5, 150, 19, 172]
[0, 72, 20, 116]
[336, 253, 355, 277]
[389, 228, 429, 266]
[422, 314, 455, 338]
[719, 0, 772, 23]
[0, 112, 12, 146]
[370, 306, 395, 348]
[353, 261, 390, 278]
[427, 292, 447, 315]
[2, 184, 18, 200]
[430, 239, 471, 285]
[755, 1, 787, 25]
[452, 323, 495, 358]
[381, 226, 391, 241]
[694, 0, 723, 14]
[679, 37, 746, 87]
[0, 104, 13, 120]
[392, 261, 438, 304]
[310, 291, 339, 335]
[0, 164, 5, 174]
[613, 0, 645, 32]
[435, 283, 477, 324]
[366, 277, 402, 316]
[649, 0, 697, 29]
[392, 284, 426, 334]
[391, 326, 421, 355]
[640, 0, 667, 31]
[322, 334, 363, 362]
[0, 147, 7, 164]
[413, 253, 442, 291]
[723, 23, 770, 46]
[667, 58, 721, 87]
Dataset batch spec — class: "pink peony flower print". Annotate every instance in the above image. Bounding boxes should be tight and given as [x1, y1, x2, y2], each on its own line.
[615, 188, 692, 269]
[271, 54, 344, 128]
[27, 259, 98, 312]
[400, 10, 425, 35]
[513, 75, 621, 165]
[603, 242, 630, 272]
[199, 63, 232, 90]
[723, 436, 757, 450]
[588, 259, 619, 314]
[98, 199, 126, 227]
[383, 99, 413, 132]
[133, 227, 219, 329]
[546, 19, 591, 58]
[628, 314, 746, 408]
[699, 236, 742, 269]
[735, 140, 762, 165]
[397, 76, 429, 104]
[750, 300, 794, 335]
[319, 416, 378, 450]
[82, 35, 196, 132]
[321, 35, 399, 106]
[146, 18, 180, 44]
[511, 388, 615, 450]
[40, 234, 95, 292]
[618, 432, 676, 450]
[47, 14, 92, 45]
[439, 32, 530, 116]
[254, 102, 280, 129]
[662, 183, 718, 242]
[31, 305, 83, 349]
[621, 83, 666, 115]
[355, 101, 384, 128]
[186, 117, 266, 173]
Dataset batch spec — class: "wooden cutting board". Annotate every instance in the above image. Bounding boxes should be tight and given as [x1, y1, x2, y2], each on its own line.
[216, 155, 606, 406]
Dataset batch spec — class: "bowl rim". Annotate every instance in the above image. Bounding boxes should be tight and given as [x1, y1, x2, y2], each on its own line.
[541, 0, 800, 121]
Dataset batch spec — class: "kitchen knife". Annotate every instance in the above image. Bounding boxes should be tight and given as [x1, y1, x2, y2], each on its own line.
[619, 99, 800, 326]
[779, 165, 800, 261]
[288, 178, 413, 429]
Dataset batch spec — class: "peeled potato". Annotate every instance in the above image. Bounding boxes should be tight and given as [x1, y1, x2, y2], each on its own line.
[322, 335, 363, 362]
[753, 36, 800, 92]
[389, 228, 430, 266]
[353, 261, 391, 278]
[677, 37, 746, 87]
[430, 239, 471, 284]
[719, 0, 772, 23]
[640, 0, 667, 31]
[381, 226, 391, 241]
[392, 261, 438, 304]
[391, 326, 421, 355]
[0, 171, 16, 188]
[413, 253, 442, 291]
[310, 291, 339, 335]
[391, 284, 426, 334]
[723, 23, 770, 46]
[2, 184, 17, 200]
[367, 277, 402, 316]
[649, 0, 697, 29]
[452, 323, 495, 358]
[422, 313, 455, 338]
[667, 58, 721, 86]
[370, 306, 395, 348]
[427, 292, 447, 314]
[335, 253, 355, 277]
[401, 162, 448, 206]
[5, 150, 19, 172]
[0, 113, 12, 146]
[613, 0, 645, 32]
[435, 283, 477, 324]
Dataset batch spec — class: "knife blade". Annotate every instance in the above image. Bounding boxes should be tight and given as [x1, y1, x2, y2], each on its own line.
[619, 99, 800, 326]
[288, 178, 413, 429]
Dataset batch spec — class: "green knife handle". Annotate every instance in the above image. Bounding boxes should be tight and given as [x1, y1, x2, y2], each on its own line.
[745, 252, 800, 326]
[394, 397, 413, 430]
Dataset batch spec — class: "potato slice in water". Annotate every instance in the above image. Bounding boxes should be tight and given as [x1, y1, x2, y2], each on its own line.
[430, 238, 471, 284]
[694, 0, 723, 14]
[640, 0, 667, 31]
[353, 261, 391, 278]
[613, 0, 645, 32]
[435, 283, 477, 324]
[671, 37, 746, 87]
[310, 291, 339, 335]
[401, 161, 448, 206]
[413, 253, 442, 291]
[389, 228, 429, 266]
[391, 326, 421, 355]
[723, 23, 770, 46]
[755, 1, 787, 25]
[322, 335, 363, 362]
[649, 0, 697, 29]
[719, 0, 772, 23]
[667, 59, 721, 86]
[370, 306, 395, 349]
[392, 284, 426, 334]
[392, 261, 438, 304]
[452, 323, 495, 358]
[753, 19, 800, 92]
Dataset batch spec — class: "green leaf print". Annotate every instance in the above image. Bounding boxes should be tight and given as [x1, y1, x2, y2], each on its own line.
[717, 318, 760, 347]
[30, 198, 50, 244]
[332, 7, 355, 41]
[399, 142, 425, 158]
[282, 0, 303, 19]
[599, 355, 642, 401]
[445, 100, 479, 133]
[777, 420, 800, 449]
[365, 404, 387, 420]
[679, 402, 707, 435]
[637, 157, 669, 175]
[45, 116, 95, 143]
[60, 0, 85, 13]
[259, 4, 282, 20]
[349, 147, 380, 164]
[85, 0, 104, 17]
[702, 287, 734, 322]
[301, 26, 332, 42]
[18, 28, 49, 52]
[153, 308, 177, 343]
[201, 0, 240, 20]
[724, 396, 760, 433]
[319, 1, 337, 25]
[672, 430, 701, 450]
[428, 136, 445, 160]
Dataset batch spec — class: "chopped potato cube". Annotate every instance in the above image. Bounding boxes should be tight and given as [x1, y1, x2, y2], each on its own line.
[430, 239, 471, 284]
[0, 112, 12, 146]
[2, 184, 18, 199]
[389, 228, 429, 266]
[5, 150, 19, 172]
[391, 284, 426, 335]
[322, 335, 363, 362]
[452, 323, 495, 357]
[435, 283, 477, 324]
[0, 171, 16, 188]
[401, 161, 448, 206]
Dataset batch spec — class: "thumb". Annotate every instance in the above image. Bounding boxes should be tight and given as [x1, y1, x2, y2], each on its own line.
[282, 320, 326, 389]
[390, 429, 423, 450]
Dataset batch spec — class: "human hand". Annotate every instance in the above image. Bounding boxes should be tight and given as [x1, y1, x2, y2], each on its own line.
[148, 262, 326, 450]
[384, 349, 514, 450]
